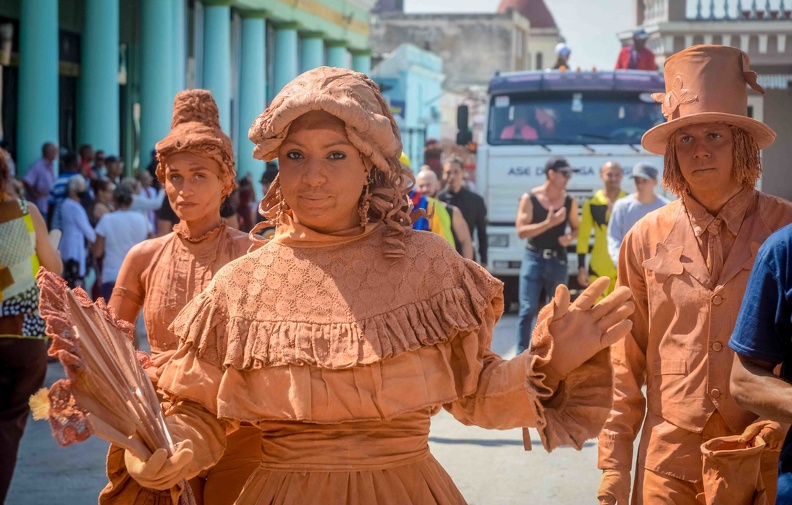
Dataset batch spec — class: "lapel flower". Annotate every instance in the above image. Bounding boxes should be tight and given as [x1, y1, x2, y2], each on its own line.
[651, 75, 698, 119]
[642, 243, 684, 282]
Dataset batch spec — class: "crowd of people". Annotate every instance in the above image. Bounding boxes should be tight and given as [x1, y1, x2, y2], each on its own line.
[2, 43, 791, 505]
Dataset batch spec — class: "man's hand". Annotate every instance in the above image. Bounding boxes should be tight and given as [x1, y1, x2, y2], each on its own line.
[545, 206, 567, 227]
[558, 232, 574, 247]
[739, 420, 786, 451]
[597, 469, 631, 504]
[543, 276, 634, 384]
[577, 267, 590, 287]
[125, 440, 194, 490]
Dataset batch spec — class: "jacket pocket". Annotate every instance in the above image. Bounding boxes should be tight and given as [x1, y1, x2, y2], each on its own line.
[653, 359, 687, 375]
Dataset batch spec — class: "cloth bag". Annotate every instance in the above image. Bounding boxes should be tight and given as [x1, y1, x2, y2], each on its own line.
[698, 434, 768, 505]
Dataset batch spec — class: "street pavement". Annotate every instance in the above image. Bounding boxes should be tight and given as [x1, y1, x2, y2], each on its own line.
[7, 314, 602, 504]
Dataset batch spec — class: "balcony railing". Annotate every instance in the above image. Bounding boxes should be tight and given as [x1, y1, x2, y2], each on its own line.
[687, 0, 792, 20]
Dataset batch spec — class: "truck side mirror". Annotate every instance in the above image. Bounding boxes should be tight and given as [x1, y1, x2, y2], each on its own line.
[457, 105, 469, 130]
[456, 105, 472, 145]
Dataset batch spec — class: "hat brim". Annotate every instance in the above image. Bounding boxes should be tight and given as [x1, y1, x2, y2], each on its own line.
[641, 113, 776, 154]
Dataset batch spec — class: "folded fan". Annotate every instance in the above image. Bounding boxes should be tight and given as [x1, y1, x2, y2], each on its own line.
[31, 268, 195, 505]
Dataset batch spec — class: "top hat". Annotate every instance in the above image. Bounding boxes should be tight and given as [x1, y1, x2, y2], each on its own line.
[641, 45, 775, 155]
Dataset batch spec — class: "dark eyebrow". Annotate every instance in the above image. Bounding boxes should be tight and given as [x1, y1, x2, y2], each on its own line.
[168, 163, 211, 172]
[281, 139, 352, 149]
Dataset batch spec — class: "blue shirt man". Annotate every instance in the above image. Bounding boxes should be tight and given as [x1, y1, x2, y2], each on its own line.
[730, 224, 792, 502]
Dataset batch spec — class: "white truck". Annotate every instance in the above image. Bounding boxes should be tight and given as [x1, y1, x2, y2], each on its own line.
[471, 69, 667, 308]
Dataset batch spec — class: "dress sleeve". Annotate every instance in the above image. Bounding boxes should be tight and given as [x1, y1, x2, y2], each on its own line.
[598, 227, 649, 471]
[156, 287, 240, 475]
[443, 264, 615, 452]
[100, 290, 233, 504]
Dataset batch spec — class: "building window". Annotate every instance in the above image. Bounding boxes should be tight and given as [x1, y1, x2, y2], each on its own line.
[535, 52, 543, 70]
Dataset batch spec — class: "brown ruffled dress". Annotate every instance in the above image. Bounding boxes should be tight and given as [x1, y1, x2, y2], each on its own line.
[101, 223, 262, 504]
[156, 221, 614, 504]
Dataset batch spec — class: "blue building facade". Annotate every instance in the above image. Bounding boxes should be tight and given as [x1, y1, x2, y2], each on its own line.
[371, 43, 443, 170]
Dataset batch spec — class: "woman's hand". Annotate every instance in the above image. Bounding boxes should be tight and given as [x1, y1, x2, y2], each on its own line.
[124, 440, 194, 490]
[544, 276, 634, 385]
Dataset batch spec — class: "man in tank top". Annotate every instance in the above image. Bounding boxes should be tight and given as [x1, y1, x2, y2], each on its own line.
[514, 156, 579, 353]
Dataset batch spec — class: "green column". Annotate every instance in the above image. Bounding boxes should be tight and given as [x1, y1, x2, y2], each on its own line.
[326, 40, 348, 69]
[300, 32, 324, 73]
[140, 0, 174, 166]
[17, 0, 59, 175]
[172, 0, 186, 95]
[203, 2, 231, 132]
[237, 12, 266, 187]
[273, 22, 299, 96]
[78, 0, 119, 155]
[351, 49, 372, 75]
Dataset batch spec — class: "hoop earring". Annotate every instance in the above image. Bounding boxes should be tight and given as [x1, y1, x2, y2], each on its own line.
[358, 179, 372, 227]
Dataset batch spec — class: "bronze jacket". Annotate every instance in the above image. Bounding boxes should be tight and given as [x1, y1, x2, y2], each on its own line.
[599, 189, 792, 480]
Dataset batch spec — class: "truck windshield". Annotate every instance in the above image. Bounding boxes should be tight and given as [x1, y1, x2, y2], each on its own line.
[487, 91, 663, 146]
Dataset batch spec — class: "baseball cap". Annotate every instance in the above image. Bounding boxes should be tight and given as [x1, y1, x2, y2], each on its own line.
[544, 156, 572, 175]
[633, 29, 649, 40]
[631, 162, 658, 180]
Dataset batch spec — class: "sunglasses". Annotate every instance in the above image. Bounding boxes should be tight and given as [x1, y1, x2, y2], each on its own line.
[557, 170, 573, 179]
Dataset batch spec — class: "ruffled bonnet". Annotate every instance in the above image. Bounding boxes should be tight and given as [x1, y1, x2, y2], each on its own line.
[248, 67, 403, 174]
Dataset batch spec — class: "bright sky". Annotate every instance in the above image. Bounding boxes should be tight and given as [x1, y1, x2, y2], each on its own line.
[403, 0, 636, 71]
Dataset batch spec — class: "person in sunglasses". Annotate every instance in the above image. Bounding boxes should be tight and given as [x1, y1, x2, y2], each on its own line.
[515, 156, 578, 352]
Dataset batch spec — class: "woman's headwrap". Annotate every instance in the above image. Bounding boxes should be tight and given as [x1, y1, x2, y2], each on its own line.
[155, 89, 236, 197]
[248, 67, 403, 174]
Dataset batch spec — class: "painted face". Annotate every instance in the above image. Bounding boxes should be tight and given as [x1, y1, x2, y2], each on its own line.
[443, 162, 464, 191]
[673, 123, 735, 194]
[415, 171, 439, 198]
[164, 152, 225, 223]
[277, 111, 368, 233]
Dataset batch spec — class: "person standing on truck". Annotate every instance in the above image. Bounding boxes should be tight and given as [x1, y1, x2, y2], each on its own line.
[577, 161, 626, 297]
[514, 156, 579, 352]
[606, 163, 669, 268]
[615, 29, 658, 71]
[553, 42, 572, 70]
[597, 45, 792, 505]
[438, 156, 488, 266]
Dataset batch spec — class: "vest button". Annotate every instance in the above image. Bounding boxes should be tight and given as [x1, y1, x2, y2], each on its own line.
[711, 388, 721, 399]
[711, 342, 723, 352]
[712, 295, 723, 306]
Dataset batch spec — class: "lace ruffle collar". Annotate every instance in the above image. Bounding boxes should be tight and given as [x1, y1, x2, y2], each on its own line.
[173, 221, 226, 243]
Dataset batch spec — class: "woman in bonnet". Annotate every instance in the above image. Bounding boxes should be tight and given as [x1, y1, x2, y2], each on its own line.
[123, 67, 635, 504]
[100, 89, 260, 505]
